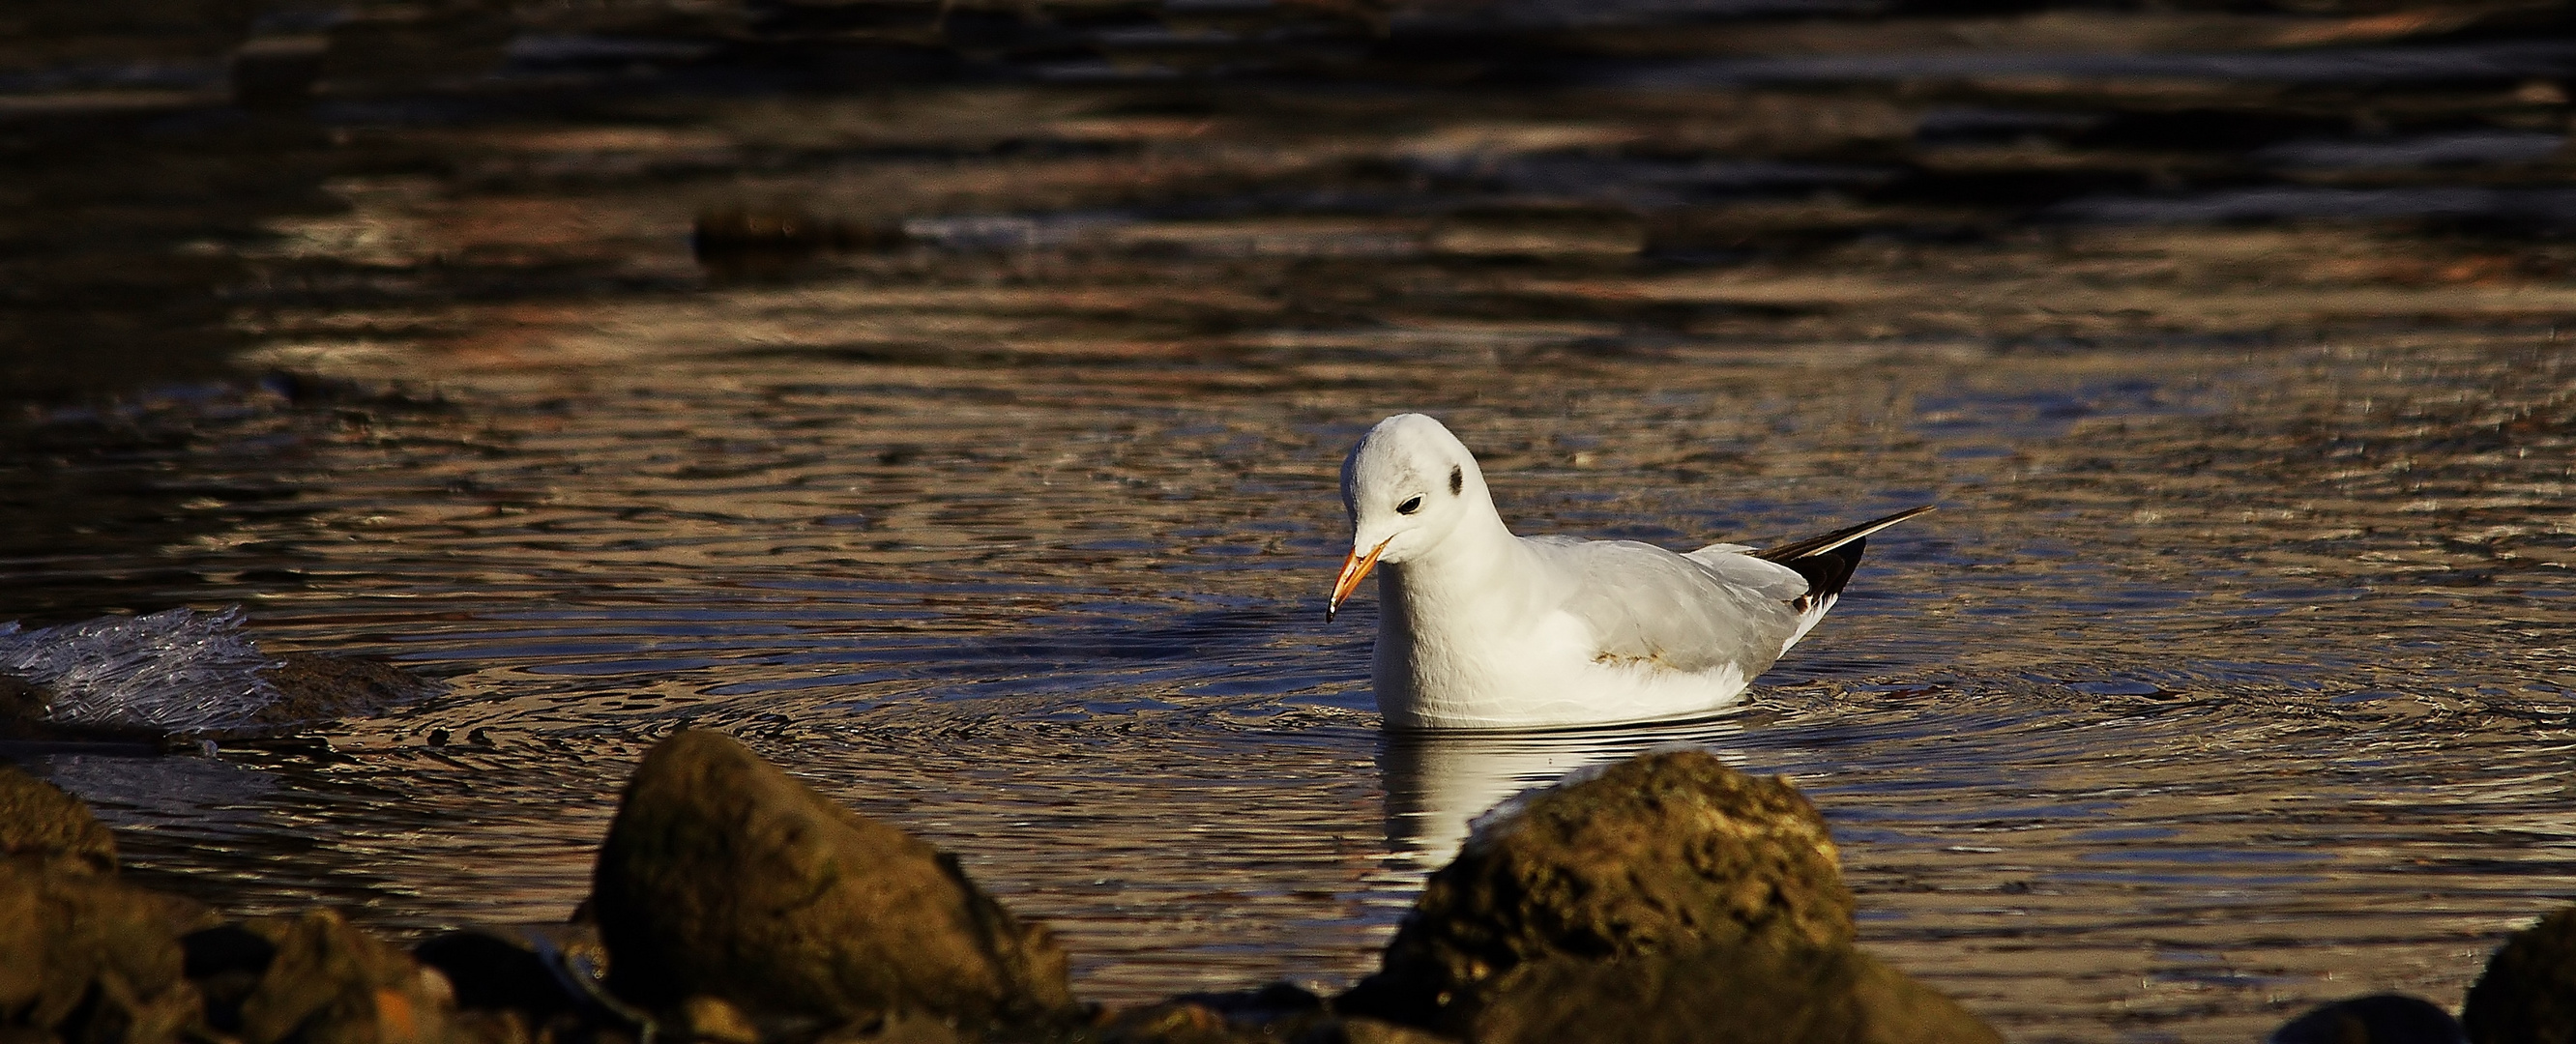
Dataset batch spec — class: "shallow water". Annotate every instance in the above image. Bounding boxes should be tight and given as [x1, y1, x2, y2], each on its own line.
[9, 0, 2576, 1039]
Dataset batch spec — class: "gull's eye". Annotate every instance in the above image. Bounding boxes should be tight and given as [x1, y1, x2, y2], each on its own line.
[1396, 495, 1423, 515]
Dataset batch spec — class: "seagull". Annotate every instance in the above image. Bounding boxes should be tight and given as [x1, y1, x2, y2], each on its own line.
[1328, 414, 1933, 730]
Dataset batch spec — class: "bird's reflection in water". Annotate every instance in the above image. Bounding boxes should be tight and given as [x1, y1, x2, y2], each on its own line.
[1376, 714, 1751, 868]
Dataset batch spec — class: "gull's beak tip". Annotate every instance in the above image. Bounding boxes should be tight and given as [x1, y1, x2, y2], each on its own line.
[1329, 537, 1388, 624]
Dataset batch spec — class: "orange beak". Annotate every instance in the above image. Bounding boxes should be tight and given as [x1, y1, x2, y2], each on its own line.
[1328, 537, 1391, 622]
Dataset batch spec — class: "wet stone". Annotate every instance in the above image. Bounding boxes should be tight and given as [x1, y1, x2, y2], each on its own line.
[2463, 905, 2576, 1044]
[1341, 748, 1857, 1031]
[590, 730, 1075, 1033]
[249, 652, 445, 734]
[0, 762, 117, 873]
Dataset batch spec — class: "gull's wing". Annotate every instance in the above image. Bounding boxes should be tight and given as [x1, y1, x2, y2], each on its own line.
[1521, 506, 1936, 676]
[1523, 536, 1808, 675]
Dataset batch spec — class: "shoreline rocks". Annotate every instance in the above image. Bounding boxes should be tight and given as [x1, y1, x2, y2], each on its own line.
[9, 736, 2561, 1044]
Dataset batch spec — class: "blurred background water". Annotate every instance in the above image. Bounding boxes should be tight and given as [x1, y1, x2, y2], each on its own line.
[6, 0, 2576, 1039]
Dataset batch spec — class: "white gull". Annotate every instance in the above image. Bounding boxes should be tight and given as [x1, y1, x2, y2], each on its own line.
[1328, 413, 1932, 730]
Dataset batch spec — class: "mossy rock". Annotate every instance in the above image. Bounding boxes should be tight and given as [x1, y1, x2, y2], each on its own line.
[1344, 749, 1854, 1030]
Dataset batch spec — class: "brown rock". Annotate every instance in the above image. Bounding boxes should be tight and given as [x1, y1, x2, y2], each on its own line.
[591, 730, 1074, 1031]
[1342, 749, 1854, 1030]
[0, 857, 218, 1043]
[0, 763, 118, 873]
[2464, 905, 2576, 1044]
[1470, 941, 2002, 1044]
[251, 653, 444, 731]
[2270, 993, 2463, 1044]
[678, 996, 761, 1044]
[411, 926, 585, 1023]
[0, 674, 51, 738]
[232, 910, 461, 1044]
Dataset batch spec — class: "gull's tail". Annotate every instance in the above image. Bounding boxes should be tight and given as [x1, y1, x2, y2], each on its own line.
[1756, 504, 1938, 623]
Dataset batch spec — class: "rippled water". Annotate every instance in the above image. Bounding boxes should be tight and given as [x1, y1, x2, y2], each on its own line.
[10, 0, 2576, 1038]
[10, 335, 2576, 1041]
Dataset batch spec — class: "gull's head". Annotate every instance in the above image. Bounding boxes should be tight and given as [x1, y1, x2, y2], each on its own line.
[1329, 413, 1488, 620]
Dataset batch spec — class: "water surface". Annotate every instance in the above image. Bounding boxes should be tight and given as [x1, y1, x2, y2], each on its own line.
[6, 1, 2576, 1039]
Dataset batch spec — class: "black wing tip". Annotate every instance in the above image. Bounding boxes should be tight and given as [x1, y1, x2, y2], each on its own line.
[1753, 505, 1936, 603]
[1751, 505, 1937, 565]
[1780, 536, 1866, 606]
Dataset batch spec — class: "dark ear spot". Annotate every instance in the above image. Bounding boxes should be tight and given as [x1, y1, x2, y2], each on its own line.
[1449, 465, 1463, 496]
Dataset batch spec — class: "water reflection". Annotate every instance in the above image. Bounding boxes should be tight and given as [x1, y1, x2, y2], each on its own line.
[1379, 717, 1746, 866]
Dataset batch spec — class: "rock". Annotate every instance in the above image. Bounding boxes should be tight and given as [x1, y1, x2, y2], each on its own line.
[411, 927, 585, 1024]
[1081, 1002, 1248, 1044]
[1338, 749, 2000, 1042]
[590, 730, 1074, 1032]
[2463, 905, 2576, 1044]
[188, 925, 283, 1038]
[2270, 994, 2465, 1044]
[0, 856, 220, 1044]
[250, 653, 445, 732]
[0, 674, 50, 736]
[1341, 749, 1856, 1030]
[229, 910, 462, 1044]
[0, 763, 118, 873]
[678, 996, 761, 1044]
[1469, 942, 2000, 1044]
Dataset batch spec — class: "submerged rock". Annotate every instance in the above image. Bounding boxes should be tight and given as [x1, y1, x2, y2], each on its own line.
[1340, 748, 1995, 1043]
[0, 762, 118, 872]
[2463, 905, 2576, 1044]
[591, 729, 1075, 1033]
[250, 652, 444, 732]
[2270, 993, 2466, 1044]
